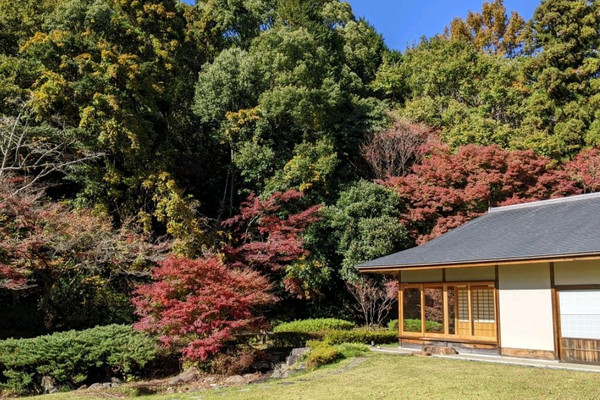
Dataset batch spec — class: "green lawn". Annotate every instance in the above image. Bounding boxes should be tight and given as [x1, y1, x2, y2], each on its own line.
[24, 353, 600, 400]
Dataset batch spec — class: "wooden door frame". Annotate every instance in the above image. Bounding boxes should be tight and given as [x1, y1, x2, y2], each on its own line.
[398, 281, 498, 343]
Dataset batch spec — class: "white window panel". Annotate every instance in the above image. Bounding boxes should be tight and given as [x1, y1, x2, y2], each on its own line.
[560, 290, 600, 340]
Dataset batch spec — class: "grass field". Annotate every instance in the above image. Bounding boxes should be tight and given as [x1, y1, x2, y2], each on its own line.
[24, 353, 600, 400]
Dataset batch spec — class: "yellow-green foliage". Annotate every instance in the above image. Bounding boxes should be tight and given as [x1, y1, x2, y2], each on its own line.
[140, 172, 208, 257]
[304, 341, 369, 368]
[305, 342, 343, 368]
[323, 328, 397, 345]
[334, 343, 370, 358]
[273, 318, 355, 334]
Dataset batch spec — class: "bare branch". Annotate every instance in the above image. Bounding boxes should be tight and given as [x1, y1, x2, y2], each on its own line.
[0, 110, 104, 194]
[361, 118, 434, 179]
[347, 278, 398, 330]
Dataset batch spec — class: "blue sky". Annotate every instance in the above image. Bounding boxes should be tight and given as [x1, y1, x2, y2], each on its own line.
[347, 0, 540, 50]
[181, 0, 541, 51]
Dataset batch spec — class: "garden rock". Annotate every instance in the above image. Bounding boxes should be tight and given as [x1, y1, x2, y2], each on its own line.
[286, 347, 310, 366]
[271, 347, 310, 379]
[271, 364, 290, 379]
[88, 383, 104, 389]
[422, 346, 458, 355]
[41, 376, 57, 394]
[224, 375, 246, 385]
[168, 368, 200, 385]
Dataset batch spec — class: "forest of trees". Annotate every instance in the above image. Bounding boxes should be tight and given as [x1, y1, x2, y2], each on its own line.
[1, 0, 600, 364]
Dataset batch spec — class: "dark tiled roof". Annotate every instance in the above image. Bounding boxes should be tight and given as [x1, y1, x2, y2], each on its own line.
[357, 192, 600, 270]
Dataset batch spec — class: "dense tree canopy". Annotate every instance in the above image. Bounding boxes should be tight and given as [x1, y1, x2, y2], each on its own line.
[0, 182, 166, 336]
[2, 0, 600, 345]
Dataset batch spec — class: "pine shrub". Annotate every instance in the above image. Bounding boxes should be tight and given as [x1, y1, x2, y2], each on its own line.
[0, 325, 159, 395]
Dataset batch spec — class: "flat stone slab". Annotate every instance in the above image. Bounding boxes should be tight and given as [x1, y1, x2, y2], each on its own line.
[371, 347, 417, 356]
[374, 347, 600, 373]
[433, 353, 600, 373]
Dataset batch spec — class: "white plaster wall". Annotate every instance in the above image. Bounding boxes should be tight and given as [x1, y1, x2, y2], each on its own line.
[401, 269, 443, 283]
[498, 263, 554, 351]
[554, 260, 600, 285]
[445, 266, 495, 282]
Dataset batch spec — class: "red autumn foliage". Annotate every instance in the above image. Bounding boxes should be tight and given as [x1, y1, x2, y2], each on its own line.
[0, 180, 166, 329]
[564, 147, 600, 193]
[222, 190, 321, 295]
[382, 144, 580, 244]
[361, 119, 436, 179]
[133, 255, 275, 361]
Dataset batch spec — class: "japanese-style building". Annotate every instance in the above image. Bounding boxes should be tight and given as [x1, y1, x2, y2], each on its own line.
[357, 192, 600, 364]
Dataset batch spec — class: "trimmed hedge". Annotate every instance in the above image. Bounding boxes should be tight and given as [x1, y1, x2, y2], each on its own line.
[388, 319, 444, 332]
[273, 318, 355, 334]
[0, 325, 159, 395]
[270, 331, 324, 348]
[323, 329, 398, 345]
[269, 319, 394, 348]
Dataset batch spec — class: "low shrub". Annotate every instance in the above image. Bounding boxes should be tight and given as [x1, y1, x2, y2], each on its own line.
[387, 319, 399, 331]
[305, 344, 343, 368]
[273, 318, 355, 334]
[0, 325, 160, 395]
[323, 329, 398, 345]
[334, 343, 370, 358]
[305, 339, 325, 348]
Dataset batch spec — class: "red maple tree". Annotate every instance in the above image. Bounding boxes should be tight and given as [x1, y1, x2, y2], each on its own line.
[222, 190, 321, 295]
[382, 144, 579, 244]
[133, 255, 275, 361]
[564, 147, 600, 193]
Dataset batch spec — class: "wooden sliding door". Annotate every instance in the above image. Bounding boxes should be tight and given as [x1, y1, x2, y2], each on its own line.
[399, 282, 497, 343]
[558, 289, 600, 364]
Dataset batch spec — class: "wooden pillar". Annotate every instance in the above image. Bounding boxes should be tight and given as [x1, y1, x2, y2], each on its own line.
[494, 265, 501, 348]
[467, 284, 474, 336]
[420, 284, 426, 335]
[443, 285, 449, 335]
[550, 262, 561, 360]
[398, 287, 403, 336]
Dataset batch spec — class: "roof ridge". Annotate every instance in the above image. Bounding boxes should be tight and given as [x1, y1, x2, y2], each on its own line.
[489, 192, 600, 213]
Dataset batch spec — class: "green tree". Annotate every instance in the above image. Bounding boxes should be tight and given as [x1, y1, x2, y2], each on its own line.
[324, 180, 409, 282]
[517, 0, 600, 157]
[193, 0, 388, 211]
[447, 0, 525, 57]
[397, 37, 526, 148]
